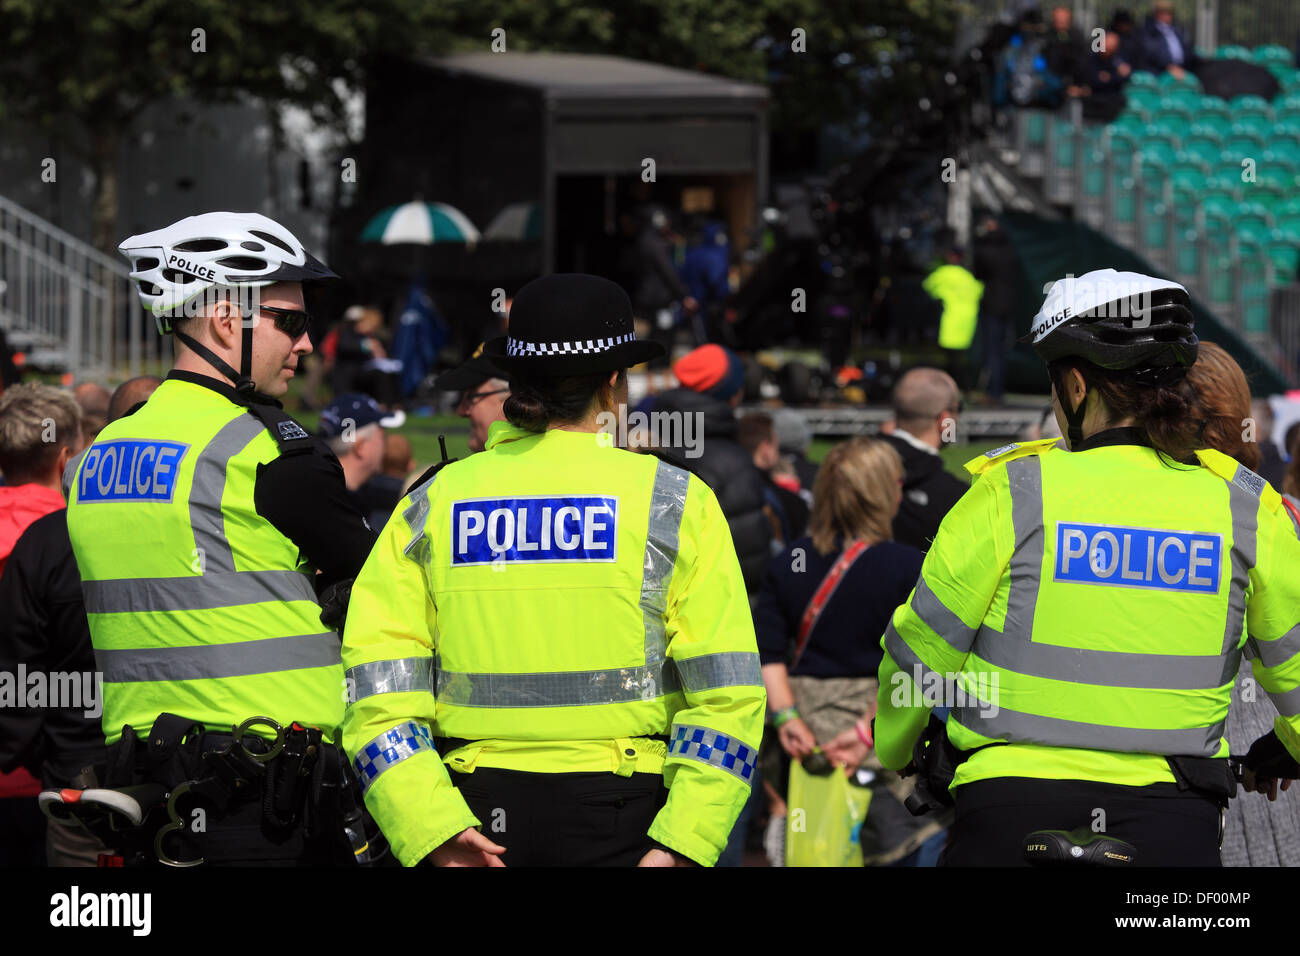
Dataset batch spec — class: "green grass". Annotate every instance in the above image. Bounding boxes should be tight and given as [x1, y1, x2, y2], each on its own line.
[294, 408, 472, 466]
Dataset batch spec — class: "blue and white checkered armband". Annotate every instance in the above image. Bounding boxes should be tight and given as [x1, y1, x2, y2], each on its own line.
[667, 723, 757, 783]
[353, 721, 435, 794]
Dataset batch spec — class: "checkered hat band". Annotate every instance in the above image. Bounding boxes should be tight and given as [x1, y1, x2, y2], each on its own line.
[353, 720, 435, 794]
[667, 722, 756, 782]
[505, 331, 636, 357]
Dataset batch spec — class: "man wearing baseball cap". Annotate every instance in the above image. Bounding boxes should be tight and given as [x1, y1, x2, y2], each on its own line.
[318, 394, 406, 529]
[435, 344, 511, 454]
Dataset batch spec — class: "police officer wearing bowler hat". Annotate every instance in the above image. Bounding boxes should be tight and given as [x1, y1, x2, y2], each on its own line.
[340, 273, 766, 866]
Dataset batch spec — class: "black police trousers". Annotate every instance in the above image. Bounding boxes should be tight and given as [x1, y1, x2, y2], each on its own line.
[449, 768, 668, 866]
[940, 777, 1222, 866]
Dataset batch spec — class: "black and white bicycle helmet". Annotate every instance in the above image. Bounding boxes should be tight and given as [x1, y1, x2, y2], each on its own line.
[118, 211, 337, 333]
[1029, 269, 1197, 446]
[118, 212, 337, 394]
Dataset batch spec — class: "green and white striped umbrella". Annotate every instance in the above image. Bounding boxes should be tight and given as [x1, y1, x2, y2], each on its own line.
[360, 201, 480, 246]
[482, 202, 543, 241]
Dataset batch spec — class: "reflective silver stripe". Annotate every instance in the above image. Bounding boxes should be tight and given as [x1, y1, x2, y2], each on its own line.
[402, 481, 433, 566]
[884, 620, 947, 684]
[437, 660, 680, 708]
[675, 652, 763, 693]
[353, 721, 435, 795]
[1003, 456, 1045, 639]
[82, 569, 316, 614]
[96, 632, 340, 683]
[346, 657, 434, 704]
[1269, 684, 1300, 718]
[1249, 623, 1300, 671]
[974, 622, 1240, 690]
[641, 461, 690, 665]
[1223, 466, 1260, 657]
[911, 575, 976, 655]
[953, 700, 1225, 757]
[190, 414, 265, 573]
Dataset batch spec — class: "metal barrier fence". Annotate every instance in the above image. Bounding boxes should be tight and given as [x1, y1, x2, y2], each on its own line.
[0, 194, 162, 380]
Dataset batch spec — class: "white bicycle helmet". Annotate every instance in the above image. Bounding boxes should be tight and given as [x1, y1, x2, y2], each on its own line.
[118, 211, 337, 333]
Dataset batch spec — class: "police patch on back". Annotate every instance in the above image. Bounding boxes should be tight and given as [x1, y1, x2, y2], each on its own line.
[1054, 521, 1222, 594]
[77, 440, 189, 503]
[451, 495, 618, 566]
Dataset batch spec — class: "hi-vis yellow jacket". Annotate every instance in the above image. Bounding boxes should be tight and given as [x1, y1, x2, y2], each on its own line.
[874, 436, 1300, 789]
[340, 421, 765, 866]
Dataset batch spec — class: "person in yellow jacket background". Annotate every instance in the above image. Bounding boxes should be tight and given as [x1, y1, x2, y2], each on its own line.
[340, 273, 765, 867]
[824, 269, 1300, 865]
[922, 247, 984, 392]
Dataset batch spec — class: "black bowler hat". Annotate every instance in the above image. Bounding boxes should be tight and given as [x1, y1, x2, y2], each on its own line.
[482, 273, 665, 375]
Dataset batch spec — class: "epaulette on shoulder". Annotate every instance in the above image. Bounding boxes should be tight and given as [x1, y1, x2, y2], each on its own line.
[964, 437, 1064, 477]
[1194, 447, 1282, 513]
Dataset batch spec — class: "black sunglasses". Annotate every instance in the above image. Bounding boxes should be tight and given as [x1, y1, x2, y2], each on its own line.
[256, 304, 312, 339]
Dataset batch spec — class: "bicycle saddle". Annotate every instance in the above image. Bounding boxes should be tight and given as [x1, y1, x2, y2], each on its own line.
[1022, 826, 1136, 866]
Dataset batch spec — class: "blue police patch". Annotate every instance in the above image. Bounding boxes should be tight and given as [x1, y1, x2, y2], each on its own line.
[450, 495, 618, 566]
[77, 440, 189, 503]
[1054, 521, 1222, 594]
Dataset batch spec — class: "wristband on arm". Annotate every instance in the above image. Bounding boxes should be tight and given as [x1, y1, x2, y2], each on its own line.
[773, 706, 800, 728]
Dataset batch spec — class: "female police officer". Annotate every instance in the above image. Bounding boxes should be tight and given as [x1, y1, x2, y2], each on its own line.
[826, 269, 1300, 865]
[339, 273, 765, 866]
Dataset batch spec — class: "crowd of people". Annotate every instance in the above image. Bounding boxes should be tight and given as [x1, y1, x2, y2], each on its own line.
[3, 207, 1300, 870]
[989, 2, 1201, 121]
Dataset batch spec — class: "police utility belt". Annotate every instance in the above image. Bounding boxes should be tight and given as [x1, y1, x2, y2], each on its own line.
[902, 714, 1239, 816]
[101, 713, 356, 864]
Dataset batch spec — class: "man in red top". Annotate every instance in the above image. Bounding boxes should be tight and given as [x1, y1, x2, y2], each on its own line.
[0, 382, 83, 863]
[0, 383, 83, 573]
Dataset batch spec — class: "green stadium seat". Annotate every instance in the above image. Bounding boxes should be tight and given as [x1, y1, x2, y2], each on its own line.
[1267, 131, 1300, 154]
[1175, 226, 1201, 279]
[1268, 64, 1300, 84]
[1141, 140, 1179, 167]
[1196, 95, 1232, 122]
[1081, 145, 1107, 203]
[1160, 67, 1200, 87]
[1274, 196, 1300, 222]
[1183, 137, 1225, 168]
[1202, 191, 1240, 222]
[1235, 114, 1277, 140]
[1276, 214, 1300, 238]
[1236, 200, 1275, 230]
[1052, 116, 1079, 170]
[1230, 95, 1274, 122]
[1172, 163, 1209, 189]
[1245, 178, 1289, 207]
[1129, 71, 1160, 90]
[1022, 110, 1047, 147]
[1224, 133, 1267, 158]
[1143, 191, 1171, 250]
[1216, 45, 1253, 60]
[1266, 237, 1300, 279]
[1253, 45, 1293, 64]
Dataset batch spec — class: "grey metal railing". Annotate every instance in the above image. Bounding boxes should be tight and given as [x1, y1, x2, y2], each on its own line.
[0, 194, 161, 380]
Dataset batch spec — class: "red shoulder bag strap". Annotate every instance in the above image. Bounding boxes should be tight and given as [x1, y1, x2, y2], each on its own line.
[1282, 496, 1300, 536]
[792, 539, 871, 670]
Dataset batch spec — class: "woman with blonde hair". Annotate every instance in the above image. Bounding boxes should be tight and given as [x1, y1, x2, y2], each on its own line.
[755, 437, 946, 865]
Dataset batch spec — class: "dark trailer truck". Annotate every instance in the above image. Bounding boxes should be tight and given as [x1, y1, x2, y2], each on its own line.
[338, 52, 768, 341]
